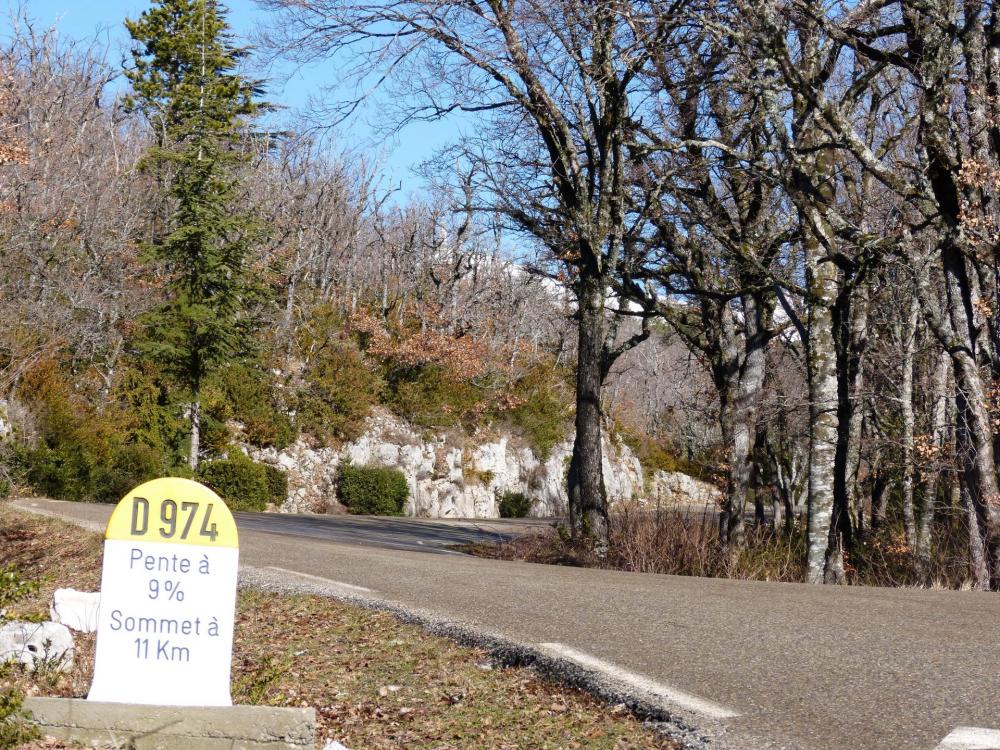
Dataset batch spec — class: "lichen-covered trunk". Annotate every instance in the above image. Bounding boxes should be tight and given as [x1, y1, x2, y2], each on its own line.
[189, 397, 201, 472]
[724, 409, 758, 544]
[829, 283, 869, 581]
[790, 68, 842, 581]
[900, 296, 919, 551]
[940, 242, 1000, 588]
[954, 374, 1000, 589]
[717, 388, 737, 539]
[916, 351, 950, 576]
[771, 491, 784, 533]
[567, 277, 609, 552]
[905, 0, 1000, 585]
[870, 467, 889, 533]
[809, 295, 840, 583]
[961, 476, 992, 589]
[718, 296, 769, 546]
[804, 223, 840, 584]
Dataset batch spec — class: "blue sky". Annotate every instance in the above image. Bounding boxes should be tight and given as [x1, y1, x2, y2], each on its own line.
[16, 0, 460, 196]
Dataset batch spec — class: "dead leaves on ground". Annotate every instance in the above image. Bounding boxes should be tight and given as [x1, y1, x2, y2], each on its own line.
[233, 590, 679, 749]
[2, 505, 679, 749]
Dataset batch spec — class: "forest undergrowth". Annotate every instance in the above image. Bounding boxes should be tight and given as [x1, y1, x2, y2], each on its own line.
[464, 502, 979, 589]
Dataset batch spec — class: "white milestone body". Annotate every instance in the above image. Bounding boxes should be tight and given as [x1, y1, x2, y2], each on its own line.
[87, 478, 240, 707]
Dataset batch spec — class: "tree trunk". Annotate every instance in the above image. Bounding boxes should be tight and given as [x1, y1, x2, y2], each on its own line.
[718, 295, 770, 546]
[794, 81, 842, 582]
[718, 385, 737, 542]
[805, 250, 840, 583]
[870, 468, 889, 534]
[189, 396, 201, 472]
[900, 296, 919, 550]
[829, 281, 869, 580]
[941, 240, 1000, 587]
[845, 291, 869, 522]
[916, 350, 950, 577]
[772, 492, 784, 534]
[567, 277, 609, 552]
[962, 479, 991, 589]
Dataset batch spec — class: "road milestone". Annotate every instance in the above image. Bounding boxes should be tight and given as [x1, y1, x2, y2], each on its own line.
[87, 477, 239, 706]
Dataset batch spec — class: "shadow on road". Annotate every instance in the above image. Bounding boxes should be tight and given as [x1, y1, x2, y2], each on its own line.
[233, 511, 550, 553]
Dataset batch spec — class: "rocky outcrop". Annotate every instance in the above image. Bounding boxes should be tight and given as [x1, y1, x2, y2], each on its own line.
[248, 440, 341, 514]
[246, 409, 717, 519]
[0, 399, 11, 440]
[649, 469, 723, 509]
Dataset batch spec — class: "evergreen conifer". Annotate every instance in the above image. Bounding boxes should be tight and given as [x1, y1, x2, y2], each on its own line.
[125, 0, 263, 470]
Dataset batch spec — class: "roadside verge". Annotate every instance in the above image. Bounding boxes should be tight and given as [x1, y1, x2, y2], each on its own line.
[3, 501, 702, 749]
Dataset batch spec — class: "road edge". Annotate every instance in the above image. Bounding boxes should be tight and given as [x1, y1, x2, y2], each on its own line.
[11, 499, 724, 750]
[239, 565, 723, 749]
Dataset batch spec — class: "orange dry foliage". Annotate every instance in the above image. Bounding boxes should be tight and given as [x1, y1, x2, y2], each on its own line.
[0, 70, 27, 165]
[348, 309, 500, 381]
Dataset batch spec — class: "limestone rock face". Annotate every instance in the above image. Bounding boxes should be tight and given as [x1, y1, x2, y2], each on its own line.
[0, 399, 10, 440]
[0, 620, 74, 671]
[248, 441, 341, 514]
[247, 409, 707, 519]
[649, 470, 723, 509]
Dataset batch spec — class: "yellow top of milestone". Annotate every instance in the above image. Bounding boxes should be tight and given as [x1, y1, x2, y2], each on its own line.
[105, 477, 239, 548]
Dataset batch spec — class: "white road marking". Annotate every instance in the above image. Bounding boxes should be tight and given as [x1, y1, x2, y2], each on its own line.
[935, 727, 1000, 749]
[264, 567, 373, 594]
[536, 642, 739, 720]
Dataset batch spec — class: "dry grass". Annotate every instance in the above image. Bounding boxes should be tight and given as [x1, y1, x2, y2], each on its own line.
[464, 502, 978, 589]
[234, 591, 679, 749]
[0, 502, 680, 750]
[464, 504, 806, 583]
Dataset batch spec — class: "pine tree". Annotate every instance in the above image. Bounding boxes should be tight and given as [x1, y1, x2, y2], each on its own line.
[125, 0, 262, 470]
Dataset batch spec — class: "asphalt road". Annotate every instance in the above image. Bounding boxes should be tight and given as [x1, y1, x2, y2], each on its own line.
[12, 498, 1000, 750]
[233, 509, 551, 553]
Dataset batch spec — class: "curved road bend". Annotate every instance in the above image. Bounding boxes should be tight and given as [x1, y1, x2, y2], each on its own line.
[13, 497, 1000, 750]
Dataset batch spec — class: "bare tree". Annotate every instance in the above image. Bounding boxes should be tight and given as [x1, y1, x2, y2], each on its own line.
[0, 18, 151, 398]
[258, 0, 688, 548]
[748, 0, 1000, 587]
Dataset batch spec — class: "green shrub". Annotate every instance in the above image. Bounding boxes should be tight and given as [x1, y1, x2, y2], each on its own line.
[262, 464, 288, 506]
[502, 363, 573, 460]
[337, 463, 408, 516]
[204, 363, 295, 450]
[294, 343, 382, 444]
[95, 444, 167, 503]
[0, 686, 40, 750]
[113, 363, 189, 460]
[498, 491, 532, 518]
[0, 564, 39, 617]
[17, 441, 165, 504]
[15, 360, 173, 503]
[20, 443, 99, 502]
[383, 364, 482, 429]
[198, 453, 272, 512]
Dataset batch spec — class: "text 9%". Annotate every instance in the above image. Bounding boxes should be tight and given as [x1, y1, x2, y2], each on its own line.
[149, 578, 185, 601]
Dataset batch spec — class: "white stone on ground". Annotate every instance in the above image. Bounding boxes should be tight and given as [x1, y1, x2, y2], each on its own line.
[50, 588, 101, 633]
[0, 620, 74, 671]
